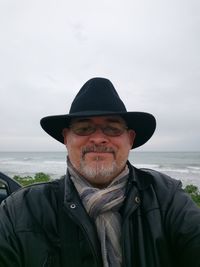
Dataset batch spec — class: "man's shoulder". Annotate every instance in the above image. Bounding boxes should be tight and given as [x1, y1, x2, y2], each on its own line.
[2, 177, 65, 214]
[139, 168, 181, 188]
[0, 177, 65, 231]
[13, 177, 62, 197]
[131, 166, 183, 206]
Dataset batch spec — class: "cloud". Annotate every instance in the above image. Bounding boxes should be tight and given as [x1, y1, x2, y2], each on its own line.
[0, 0, 199, 151]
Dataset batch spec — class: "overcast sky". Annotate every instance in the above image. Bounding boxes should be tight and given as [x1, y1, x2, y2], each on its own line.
[0, 0, 199, 152]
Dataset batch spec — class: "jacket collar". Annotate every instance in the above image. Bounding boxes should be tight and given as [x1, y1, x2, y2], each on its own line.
[127, 161, 154, 190]
[64, 161, 153, 200]
[63, 170, 80, 203]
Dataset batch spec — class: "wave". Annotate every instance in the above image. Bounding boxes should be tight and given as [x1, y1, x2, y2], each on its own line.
[188, 166, 200, 171]
[44, 160, 65, 165]
[1, 151, 200, 188]
[134, 164, 159, 169]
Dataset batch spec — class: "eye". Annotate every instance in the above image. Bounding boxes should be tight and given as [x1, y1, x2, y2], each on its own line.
[104, 125, 125, 136]
[78, 126, 91, 133]
[70, 123, 95, 135]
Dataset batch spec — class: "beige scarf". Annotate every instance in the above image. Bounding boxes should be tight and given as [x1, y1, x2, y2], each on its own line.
[68, 162, 129, 267]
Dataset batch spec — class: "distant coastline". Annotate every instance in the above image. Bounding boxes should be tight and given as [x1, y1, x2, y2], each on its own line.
[0, 151, 200, 188]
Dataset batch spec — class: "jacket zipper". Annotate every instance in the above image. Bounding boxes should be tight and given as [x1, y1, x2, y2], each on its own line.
[121, 196, 140, 267]
[66, 207, 101, 267]
[43, 253, 52, 267]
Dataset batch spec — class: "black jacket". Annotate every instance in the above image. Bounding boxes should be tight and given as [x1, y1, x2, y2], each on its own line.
[0, 164, 200, 267]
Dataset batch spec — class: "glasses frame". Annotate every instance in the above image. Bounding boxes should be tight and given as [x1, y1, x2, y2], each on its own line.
[69, 122, 128, 137]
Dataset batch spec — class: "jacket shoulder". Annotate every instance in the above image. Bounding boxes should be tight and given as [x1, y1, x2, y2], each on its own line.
[134, 166, 182, 191]
[6, 178, 62, 205]
[1, 178, 64, 231]
[133, 167, 183, 209]
[140, 168, 181, 189]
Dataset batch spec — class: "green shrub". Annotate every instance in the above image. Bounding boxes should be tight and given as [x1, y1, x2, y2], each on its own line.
[184, 184, 200, 207]
[13, 172, 51, 186]
[12, 174, 200, 207]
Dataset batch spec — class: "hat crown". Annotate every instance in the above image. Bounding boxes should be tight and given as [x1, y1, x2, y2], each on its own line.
[69, 77, 127, 114]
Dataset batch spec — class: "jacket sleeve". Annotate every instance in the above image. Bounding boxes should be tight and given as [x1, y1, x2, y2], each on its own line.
[0, 198, 22, 267]
[165, 183, 200, 267]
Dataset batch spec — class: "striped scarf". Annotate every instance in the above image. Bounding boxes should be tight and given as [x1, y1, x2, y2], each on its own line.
[68, 162, 129, 267]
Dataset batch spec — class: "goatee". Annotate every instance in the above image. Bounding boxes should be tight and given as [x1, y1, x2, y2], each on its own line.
[80, 157, 119, 180]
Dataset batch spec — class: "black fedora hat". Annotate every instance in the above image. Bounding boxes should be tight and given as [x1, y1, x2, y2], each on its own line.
[40, 77, 156, 149]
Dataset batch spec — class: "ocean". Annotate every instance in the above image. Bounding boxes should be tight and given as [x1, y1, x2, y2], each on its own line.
[0, 151, 200, 189]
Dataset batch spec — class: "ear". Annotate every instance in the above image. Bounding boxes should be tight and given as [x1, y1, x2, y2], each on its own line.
[128, 130, 136, 147]
[62, 128, 69, 145]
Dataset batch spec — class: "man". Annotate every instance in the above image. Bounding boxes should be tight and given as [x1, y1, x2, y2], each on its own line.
[0, 77, 200, 267]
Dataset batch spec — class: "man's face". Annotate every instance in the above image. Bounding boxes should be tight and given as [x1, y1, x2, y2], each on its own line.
[63, 116, 135, 188]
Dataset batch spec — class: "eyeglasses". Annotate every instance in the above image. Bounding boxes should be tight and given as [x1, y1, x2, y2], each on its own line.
[69, 122, 128, 136]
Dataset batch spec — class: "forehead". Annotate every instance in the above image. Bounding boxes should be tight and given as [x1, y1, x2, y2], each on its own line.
[70, 115, 126, 125]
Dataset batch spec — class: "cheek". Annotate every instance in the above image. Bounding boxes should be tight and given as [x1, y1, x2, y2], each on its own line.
[67, 144, 81, 169]
[67, 139, 80, 156]
[120, 134, 133, 149]
[114, 138, 132, 161]
[65, 136, 86, 164]
[117, 145, 130, 158]
[65, 134, 82, 149]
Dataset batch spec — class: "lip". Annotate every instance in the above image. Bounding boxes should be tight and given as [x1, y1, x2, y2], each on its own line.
[85, 151, 113, 155]
[83, 151, 115, 159]
[82, 146, 115, 155]
[84, 151, 114, 156]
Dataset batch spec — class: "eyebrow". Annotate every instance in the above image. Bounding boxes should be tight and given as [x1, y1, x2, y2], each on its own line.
[71, 116, 126, 124]
[105, 117, 126, 123]
[71, 118, 91, 123]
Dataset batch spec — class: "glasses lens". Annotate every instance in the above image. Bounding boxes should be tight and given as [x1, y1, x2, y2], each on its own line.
[70, 123, 95, 136]
[103, 126, 126, 136]
[70, 122, 127, 136]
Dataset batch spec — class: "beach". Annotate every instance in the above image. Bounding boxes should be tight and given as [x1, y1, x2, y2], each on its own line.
[0, 151, 200, 188]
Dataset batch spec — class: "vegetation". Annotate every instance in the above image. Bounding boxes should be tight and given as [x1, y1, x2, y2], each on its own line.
[184, 184, 200, 207]
[13, 172, 51, 186]
[13, 173, 200, 207]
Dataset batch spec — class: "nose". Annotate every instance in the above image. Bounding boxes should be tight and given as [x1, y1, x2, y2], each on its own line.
[88, 128, 109, 144]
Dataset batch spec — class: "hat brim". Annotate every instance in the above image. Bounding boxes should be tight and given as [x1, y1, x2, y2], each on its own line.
[40, 111, 156, 149]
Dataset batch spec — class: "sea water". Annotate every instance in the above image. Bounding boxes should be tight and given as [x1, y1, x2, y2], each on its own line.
[0, 151, 200, 188]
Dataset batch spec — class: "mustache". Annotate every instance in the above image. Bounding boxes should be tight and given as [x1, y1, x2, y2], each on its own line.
[82, 145, 116, 156]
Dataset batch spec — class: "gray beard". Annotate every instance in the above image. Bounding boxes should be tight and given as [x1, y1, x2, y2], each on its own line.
[79, 158, 123, 180]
